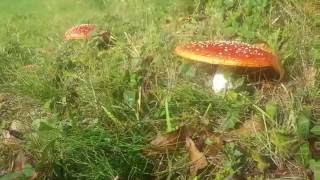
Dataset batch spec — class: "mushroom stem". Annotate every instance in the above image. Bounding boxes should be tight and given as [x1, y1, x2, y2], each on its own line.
[211, 66, 233, 93]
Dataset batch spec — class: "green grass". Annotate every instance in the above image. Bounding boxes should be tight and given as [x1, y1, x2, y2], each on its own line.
[0, 0, 319, 179]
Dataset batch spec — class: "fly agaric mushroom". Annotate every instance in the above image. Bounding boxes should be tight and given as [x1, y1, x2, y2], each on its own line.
[64, 24, 96, 40]
[175, 41, 285, 93]
[64, 24, 114, 49]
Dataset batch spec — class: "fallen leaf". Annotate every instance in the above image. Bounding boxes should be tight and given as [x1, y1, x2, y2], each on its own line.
[6, 151, 39, 179]
[144, 126, 195, 155]
[196, 130, 224, 157]
[186, 137, 208, 176]
[11, 151, 26, 172]
[228, 119, 264, 138]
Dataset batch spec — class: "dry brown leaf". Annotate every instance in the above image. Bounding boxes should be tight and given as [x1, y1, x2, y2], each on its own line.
[12, 151, 26, 172]
[186, 137, 208, 176]
[6, 151, 39, 180]
[144, 126, 195, 155]
[228, 119, 264, 138]
[196, 130, 224, 158]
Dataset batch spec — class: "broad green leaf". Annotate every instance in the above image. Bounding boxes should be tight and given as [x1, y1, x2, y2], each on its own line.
[265, 101, 278, 120]
[226, 91, 238, 101]
[43, 99, 52, 111]
[22, 163, 34, 177]
[0, 172, 21, 180]
[223, 111, 239, 130]
[297, 143, 311, 166]
[32, 118, 57, 131]
[39, 121, 55, 131]
[296, 111, 311, 139]
[311, 125, 320, 136]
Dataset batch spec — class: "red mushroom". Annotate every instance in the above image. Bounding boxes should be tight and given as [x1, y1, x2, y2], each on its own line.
[175, 41, 285, 93]
[64, 24, 96, 40]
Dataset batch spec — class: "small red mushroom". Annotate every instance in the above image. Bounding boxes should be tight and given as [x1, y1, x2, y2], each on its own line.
[175, 41, 285, 93]
[64, 24, 96, 40]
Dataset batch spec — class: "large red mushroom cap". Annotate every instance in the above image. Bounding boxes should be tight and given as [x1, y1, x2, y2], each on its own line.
[64, 24, 96, 40]
[175, 41, 285, 80]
